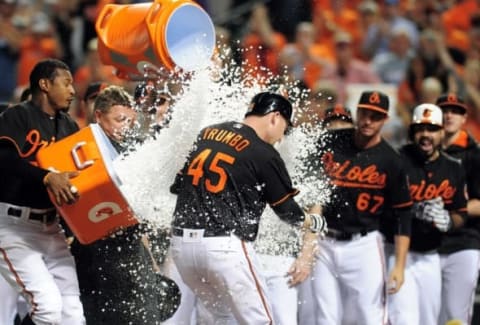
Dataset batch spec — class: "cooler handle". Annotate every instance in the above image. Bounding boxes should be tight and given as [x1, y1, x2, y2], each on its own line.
[71, 141, 94, 170]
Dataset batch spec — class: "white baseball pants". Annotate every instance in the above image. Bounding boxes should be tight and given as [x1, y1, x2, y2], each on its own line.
[170, 231, 273, 325]
[311, 231, 387, 325]
[0, 215, 85, 325]
[258, 254, 297, 325]
[439, 249, 480, 325]
[385, 244, 441, 325]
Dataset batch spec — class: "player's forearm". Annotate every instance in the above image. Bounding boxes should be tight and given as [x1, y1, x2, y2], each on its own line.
[450, 211, 466, 228]
[468, 199, 480, 217]
[393, 235, 410, 270]
[0, 146, 48, 182]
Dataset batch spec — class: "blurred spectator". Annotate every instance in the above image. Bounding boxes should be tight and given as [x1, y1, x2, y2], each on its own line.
[70, 0, 108, 69]
[441, 0, 478, 56]
[76, 81, 109, 128]
[461, 59, 480, 139]
[362, 0, 418, 59]
[50, 0, 80, 69]
[397, 76, 444, 129]
[383, 0, 419, 49]
[241, 3, 286, 82]
[73, 38, 126, 106]
[358, 0, 384, 61]
[397, 29, 454, 116]
[319, 31, 380, 104]
[311, 0, 361, 57]
[16, 12, 63, 89]
[296, 80, 338, 126]
[0, 0, 24, 101]
[371, 26, 414, 85]
[282, 22, 334, 89]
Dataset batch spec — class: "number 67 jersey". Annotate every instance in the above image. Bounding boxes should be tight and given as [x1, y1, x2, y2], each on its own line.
[170, 121, 303, 242]
[318, 128, 412, 233]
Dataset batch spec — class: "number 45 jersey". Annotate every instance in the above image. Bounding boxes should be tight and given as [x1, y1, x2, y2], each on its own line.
[170, 121, 302, 242]
[318, 128, 412, 233]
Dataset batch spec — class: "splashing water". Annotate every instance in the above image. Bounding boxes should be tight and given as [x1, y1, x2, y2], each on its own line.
[113, 47, 332, 256]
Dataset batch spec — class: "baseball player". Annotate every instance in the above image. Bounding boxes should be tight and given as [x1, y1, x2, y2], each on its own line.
[169, 92, 326, 324]
[297, 103, 354, 325]
[382, 103, 467, 325]
[310, 90, 413, 324]
[0, 59, 85, 324]
[436, 93, 480, 324]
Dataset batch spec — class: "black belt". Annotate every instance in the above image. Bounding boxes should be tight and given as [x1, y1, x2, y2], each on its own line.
[326, 229, 370, 241]
[7, 207, 57, 224]
[172, 228, 231, 238]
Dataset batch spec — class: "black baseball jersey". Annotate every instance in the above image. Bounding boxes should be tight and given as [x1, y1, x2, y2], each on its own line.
[170, 121, 304, 241]
[439, 131, 480, 254]
[317, 128, 412, 233]
[0, 101, 79, 208]
[395, 144, 467, 252]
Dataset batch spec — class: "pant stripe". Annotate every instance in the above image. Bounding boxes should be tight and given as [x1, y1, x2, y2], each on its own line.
[241, 241, 273, 325]
[0, 247, 38, 317]
[376, 235, 388, 325]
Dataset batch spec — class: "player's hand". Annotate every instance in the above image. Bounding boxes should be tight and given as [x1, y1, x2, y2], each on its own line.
[286, 231, 318, 287]
[44, 171, 80, 205]
[387, 266, 404, 294]
[287, 252, 314, 287]
[424, 204, 452, 232]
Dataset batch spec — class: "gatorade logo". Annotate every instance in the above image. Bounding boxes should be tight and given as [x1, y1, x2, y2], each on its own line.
[369, 92, 381, 104]
[88, 202, 123, 223]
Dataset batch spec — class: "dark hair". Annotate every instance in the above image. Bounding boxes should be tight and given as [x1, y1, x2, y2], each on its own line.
[29, 59, 70, 94]
[19, 87, 31, 102]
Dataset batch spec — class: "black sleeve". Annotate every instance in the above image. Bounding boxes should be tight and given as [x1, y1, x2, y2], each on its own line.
[170, 172, 183, 195]
[392, 206, 412, 236]
[467, 148, 480, 199]
[0, 142, 48, 182]
[271, 196, 305, 226]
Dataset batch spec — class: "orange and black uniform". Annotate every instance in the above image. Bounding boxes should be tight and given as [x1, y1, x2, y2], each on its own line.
[439, 131, 480, 254]
[382, 144, 468, 251]
[171, 121, 305, 241]
[318, 128, 412, 236]
[0, 101, 78, 208]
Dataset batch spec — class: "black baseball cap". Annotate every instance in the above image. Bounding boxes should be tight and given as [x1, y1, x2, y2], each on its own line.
[84, 82, 109, 101]
[323, 104, 353, 125]
[436, 93, 467, 114]
[245, 92, 293, 126]
[357, 90, 389, 115]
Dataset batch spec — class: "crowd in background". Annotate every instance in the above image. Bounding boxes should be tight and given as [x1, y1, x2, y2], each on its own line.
[0, 0, 479, 145]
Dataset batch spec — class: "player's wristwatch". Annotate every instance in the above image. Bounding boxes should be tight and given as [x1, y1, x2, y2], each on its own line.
[307, 213, 327, 234]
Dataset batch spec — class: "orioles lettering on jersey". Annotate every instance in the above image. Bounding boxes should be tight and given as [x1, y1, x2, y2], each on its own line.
[321, 152, 387, 189]
[202, 127, 250, 152]
[0, 129, 56, 166]
[410, 179, 456, 203]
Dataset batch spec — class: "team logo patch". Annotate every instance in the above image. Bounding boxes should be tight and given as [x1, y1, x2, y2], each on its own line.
[369, 92, 381, 104]
[423, 108, 432, 118]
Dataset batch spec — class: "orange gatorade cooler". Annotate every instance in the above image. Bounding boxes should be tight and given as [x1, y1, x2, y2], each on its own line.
[36, 124, 138, 244]
[96, 0, 216, 79]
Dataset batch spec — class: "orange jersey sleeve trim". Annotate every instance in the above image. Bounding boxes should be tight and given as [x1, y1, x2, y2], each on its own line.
[270, 189, 300, 207]
[392, 201, 413, 208]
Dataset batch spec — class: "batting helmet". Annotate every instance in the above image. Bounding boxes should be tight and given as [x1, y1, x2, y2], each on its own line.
[245, 92, 293, 126]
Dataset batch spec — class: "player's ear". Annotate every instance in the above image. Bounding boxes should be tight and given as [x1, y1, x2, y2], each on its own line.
[39, 78, 49, 92]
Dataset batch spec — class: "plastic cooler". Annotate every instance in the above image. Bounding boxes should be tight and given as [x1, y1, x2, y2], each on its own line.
[36, 124, 138, 244]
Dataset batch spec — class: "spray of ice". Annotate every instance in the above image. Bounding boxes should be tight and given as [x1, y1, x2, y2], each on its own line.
[113, 47, 332, 256]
